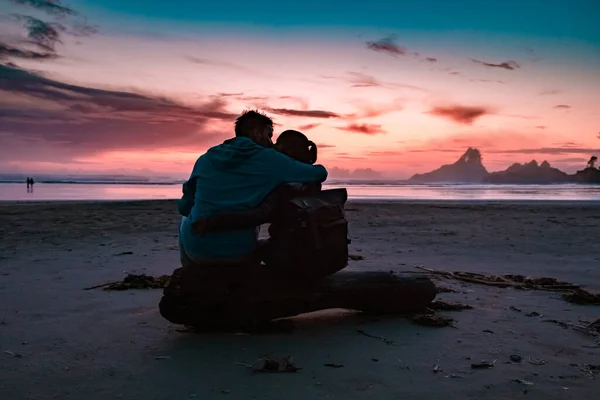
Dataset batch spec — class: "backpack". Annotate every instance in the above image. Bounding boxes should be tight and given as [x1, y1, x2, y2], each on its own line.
[268, 188, 350, 277]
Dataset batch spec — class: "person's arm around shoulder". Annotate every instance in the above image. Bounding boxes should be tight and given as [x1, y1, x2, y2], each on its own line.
[262, 148, 328, 184]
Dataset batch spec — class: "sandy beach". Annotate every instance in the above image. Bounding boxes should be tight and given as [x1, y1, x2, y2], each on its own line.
[1, 200, 599, 399]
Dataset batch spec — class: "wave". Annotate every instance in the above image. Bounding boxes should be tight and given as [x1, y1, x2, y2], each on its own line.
[0, 179, 595, 187]
[0, 180, 181, 185]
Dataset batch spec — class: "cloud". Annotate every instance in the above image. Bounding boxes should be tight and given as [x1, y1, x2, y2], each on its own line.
[0, 64, 238, 162]
[216, 92, 244, 97]
[328, 167, 382, 179]
[345, 71, 380, 88]
[470, 79, 505, 84]
[554, 104, 571, 109]
[535, 126, 546, 129]
[552, 141, 579, 148]
[471, 59, 520, 70]
[342, 71, 427, 92]
[0, 43, 57, 60]
[554, 157, 589, 163]
[365, 36, 406, 57]
[315, 143, 335, 149]
[336, 123, 386, 135]
[277, 95, 309, 109]
[366, 150, 404, 157]
[263, 107, 340, 119]
[10, 0, 76, 16]
[185, 56, 255, 73]
[427, 105, 492, 125]
[297, 123, 320, 130]
[424, 57, 437, 62]
[399, 131, 562, 160]
[333, 155, 365, 160]
[2, 2, 97, 61]
[11, 15, 66, 52]
[540, 89, 562, 96]
[242, 97, 402, 124]
[348, 99, 404, 120]
[488, 147, 600, 155]
[406, 148, 462, 153]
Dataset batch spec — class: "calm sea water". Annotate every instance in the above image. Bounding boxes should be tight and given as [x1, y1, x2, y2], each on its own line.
[1, 182, 600, 202]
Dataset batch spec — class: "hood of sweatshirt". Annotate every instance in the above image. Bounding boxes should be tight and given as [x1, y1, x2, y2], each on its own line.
[195, 136, 264, 172]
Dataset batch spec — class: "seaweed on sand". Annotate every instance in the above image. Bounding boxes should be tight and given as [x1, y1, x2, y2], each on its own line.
[84, 274, 171, 291]
[235, 356, 301, 373]
[416, 267, 600, 306]
[562, 289, 600, 305]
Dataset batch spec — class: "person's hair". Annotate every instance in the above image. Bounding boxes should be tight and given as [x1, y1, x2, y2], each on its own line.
[234, 109, 273, 137]
[276, 129, 318, 164]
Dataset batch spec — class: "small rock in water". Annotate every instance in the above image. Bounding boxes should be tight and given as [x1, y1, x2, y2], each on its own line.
[510, 355, 523, 363]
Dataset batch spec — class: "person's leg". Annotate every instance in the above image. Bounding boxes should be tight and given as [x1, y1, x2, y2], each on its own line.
[178, 216, 201, 268]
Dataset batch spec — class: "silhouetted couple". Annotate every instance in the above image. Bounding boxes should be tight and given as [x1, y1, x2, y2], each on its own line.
[26, 177, 35, 192]
[177, 110, 329, 270]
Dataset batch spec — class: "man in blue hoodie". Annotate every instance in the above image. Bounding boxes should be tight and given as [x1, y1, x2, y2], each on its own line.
[177, 110, 328, 266]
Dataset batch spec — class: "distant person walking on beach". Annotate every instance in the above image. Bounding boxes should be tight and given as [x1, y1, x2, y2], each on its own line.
[26, 177, 34, 192]
[177, 110, 328, 266]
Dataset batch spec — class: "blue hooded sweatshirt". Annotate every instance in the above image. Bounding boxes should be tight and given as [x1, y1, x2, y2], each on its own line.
[178, 136, 328, 262]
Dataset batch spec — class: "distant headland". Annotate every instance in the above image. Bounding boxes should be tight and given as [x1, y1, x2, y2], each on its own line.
[409, 148, 600, 184]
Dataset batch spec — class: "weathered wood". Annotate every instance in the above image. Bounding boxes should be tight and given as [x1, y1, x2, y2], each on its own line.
[159, 265, 437, 330]
[416, 266, 582, 292]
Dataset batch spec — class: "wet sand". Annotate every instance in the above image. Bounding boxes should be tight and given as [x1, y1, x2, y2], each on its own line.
[0, 200, 599, 399]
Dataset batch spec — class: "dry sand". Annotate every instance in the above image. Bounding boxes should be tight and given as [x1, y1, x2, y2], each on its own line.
[1, 200, 599, 399]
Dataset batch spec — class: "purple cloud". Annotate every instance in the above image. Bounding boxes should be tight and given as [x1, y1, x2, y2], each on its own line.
[366, 36, 406, 57]
[471, 59, 520, 70]
[0, 64, 238, 163]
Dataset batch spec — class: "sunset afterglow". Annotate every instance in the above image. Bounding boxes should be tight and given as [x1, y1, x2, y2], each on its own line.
[1, 0, 599, 179]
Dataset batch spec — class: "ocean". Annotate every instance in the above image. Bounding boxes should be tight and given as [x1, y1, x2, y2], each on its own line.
[1, 182, 600, 202]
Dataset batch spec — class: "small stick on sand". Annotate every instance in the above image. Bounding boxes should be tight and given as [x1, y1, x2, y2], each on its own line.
[82, 282, 117, 290]
[354, 325, 396, 346]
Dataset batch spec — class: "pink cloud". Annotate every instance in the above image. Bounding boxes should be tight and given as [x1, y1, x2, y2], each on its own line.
[336, 123, 386, 135]
[263, 107, 340, 119]
[297, 123, 320, 130]
[427, 105, 492, 125]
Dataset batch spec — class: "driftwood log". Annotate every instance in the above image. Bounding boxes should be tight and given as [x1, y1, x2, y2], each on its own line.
[159, 264, 437, 330]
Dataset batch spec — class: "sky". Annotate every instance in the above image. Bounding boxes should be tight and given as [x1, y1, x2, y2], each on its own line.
[0, 0, 599, 179]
